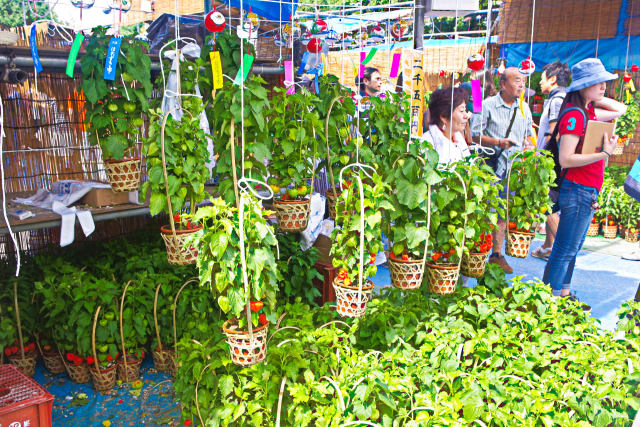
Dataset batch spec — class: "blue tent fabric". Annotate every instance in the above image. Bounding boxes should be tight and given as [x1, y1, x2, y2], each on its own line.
[220, 0, 297, 22]
[503, 36, 640, 72]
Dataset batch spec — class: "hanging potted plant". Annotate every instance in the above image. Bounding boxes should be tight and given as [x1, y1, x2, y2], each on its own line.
[613, 91, 639, 155]
[141, 98, 210, 265]
[600, 185, 622, 239]
[384, 151, 441, 290]
[210, 76, 271, 206]
[426, 166, 468, 295]
[117, 281, 152, 381]
[189, 196, 279, 366]
[267, 87, 320, 232]
[330, 171, 389, 316]
[459, 160, 504, 278]
[506, 151, 556, 257]
[81, 26, 152, 192]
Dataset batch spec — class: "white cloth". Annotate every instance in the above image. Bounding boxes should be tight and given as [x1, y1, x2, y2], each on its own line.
[161, 42, 216, 176]
[14, 181, 111, 246]
[300, 193, 327, 250]
[421, 124, 471, 165]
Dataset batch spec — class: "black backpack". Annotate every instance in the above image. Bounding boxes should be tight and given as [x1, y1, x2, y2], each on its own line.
[543, 107, 587, 191]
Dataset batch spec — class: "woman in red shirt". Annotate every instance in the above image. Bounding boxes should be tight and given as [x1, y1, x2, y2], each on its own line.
[543, 58, 626, 305]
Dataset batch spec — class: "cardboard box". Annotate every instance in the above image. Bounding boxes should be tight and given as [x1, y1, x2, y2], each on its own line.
[80, 187, 131, 207]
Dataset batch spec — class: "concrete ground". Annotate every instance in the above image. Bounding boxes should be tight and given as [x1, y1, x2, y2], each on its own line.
[373, 235, 640, 331]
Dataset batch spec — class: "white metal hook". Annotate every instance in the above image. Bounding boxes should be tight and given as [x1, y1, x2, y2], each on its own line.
[238, 176, 274, 201]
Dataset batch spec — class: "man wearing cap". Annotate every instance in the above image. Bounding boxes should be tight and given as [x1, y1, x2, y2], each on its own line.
[470, 67, 534, 274]
[543, 58, 626, 305]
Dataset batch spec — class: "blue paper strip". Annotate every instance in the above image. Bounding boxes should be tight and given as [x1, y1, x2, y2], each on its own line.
[103, 37, 123, 81]
[30, 26, 43, 73]
[297, 51, 309, 75]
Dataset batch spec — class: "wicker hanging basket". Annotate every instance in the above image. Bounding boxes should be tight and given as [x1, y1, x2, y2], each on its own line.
[586, 222, 600, 237]
[602, 223, 618, 239]
[506, 229, 535, 258]
[332, 277, 374, 318]
[8, 351, 38, 378]
[160, 224, 202, 265]
[388, 257, 424, 290]
[461, 251, 490, 278]
[65, 361, 91, 384]
[104, 157, 141, 192]
[152, 283, 177, 375]
[118, 281, 142, 382]
[612, 140, 625, 156]
[41, 350, 65, 375]
[624, 228, 639, 243]
[222, 319, 268, 367]
[427, 263, 460, 295]
[325, 188, 342, 220]
[273, 199, 311, 232]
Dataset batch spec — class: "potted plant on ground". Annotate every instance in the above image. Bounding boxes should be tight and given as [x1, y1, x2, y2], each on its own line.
[147, 272, 181, 373]
[189, 196, 280, 366]
[1, 277, 38, 377]
[81, 26, 152, 192]
[620, 191, 640, 242]
[459, 159, 504, 278]
[267, 87, 320, 232]
[426, 165, 468, 295]
[142, 96, 210, 265]
[506, 151, 556, 257]
[330, 170, 390, 316]
[600, 185, 623, 239]
[89, 300, 120, 393]
[118, 281, 152, 381]
[384, 150, 441, 290]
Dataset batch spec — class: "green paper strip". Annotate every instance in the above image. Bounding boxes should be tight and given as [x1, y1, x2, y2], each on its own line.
[362, 48, 378, 65]
[233, 54, 254, 85]
[66, 33, 84, 78]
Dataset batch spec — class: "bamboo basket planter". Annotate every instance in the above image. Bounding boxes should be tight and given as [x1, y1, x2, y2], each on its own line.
[222, 319, 269, 367]
[427, 263, 460, 295]
[64, 361, 91, 384]
[602, 223, 618, 239]
[117, 281, 142, 382]
[273, 199, 311, 232]
[389, 257, 425, 290]
[104, 157, 141, 192]
[41, 350, 65, 375]
[333, 277, 375, 318]
[586, 222, 600, 237]
[90, 306, 117, 393]
[8, 351, 38, 378]
[506, 230, 535, 258]
[461, 251, 491, 278]
[160, 224, 202, 265]
[624, 228, 639, 243]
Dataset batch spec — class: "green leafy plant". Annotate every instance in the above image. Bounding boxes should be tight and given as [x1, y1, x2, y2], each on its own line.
[600, 184, 624, 225]
[189, 196, 280, 329]
[119, 281, 153, 361]
[266, 87, 320, 200]
[210, 76, 271, 205]
[330, 171, 391, 283]
[616, 91, 640, 143]
[507, 150, 556, 232]
[142, 100, 210, 218]
[81, 26, 152, 160]
[619, 191, 640, 233]
[276, 233, 322, 306]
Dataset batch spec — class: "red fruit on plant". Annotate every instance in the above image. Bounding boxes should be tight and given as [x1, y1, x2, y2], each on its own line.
[4, 348, 10, 356]
[87, 356, 95, 365]
[141, 350, 145, 358]
[258, 313, 268, 325]
[184, 420, 192, 426]
[67, 352, 74, 361]
[250, 301, 264, 313]
[508, 222, 516, 230]
[432, 252, 442, 261]
[401, 254, 409, 261]
[173, 213, 181, 223]
[107, 355, 113, 362]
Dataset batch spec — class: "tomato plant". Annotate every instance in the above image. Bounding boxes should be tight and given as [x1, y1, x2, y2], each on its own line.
[507, 150, 556, 232]
[81, 26, 152, 160]
[189, 196, 281, 329]
[615, 90, 640, 142]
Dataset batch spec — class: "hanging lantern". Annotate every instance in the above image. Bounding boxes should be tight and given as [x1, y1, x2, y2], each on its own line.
[311, 19, 328, 37]
[341, 33, 354, 48]
[631, 64, 639, 73]
[300, 30, 312, 45]
[274, 33, 286, 47]
[391, 21, 407, 40]
[439, 70, 446, 78]
[369, 25, 385, 42]
[307, 38, 323, 54]
[467, 53, 485, 71]
[71, 0, 96, 8]
[204, 10, 226, 33]
[326, 30, 340, 46]
[519, 58, 536, 76]
[247, 12, 260, 27]
[497, 60, 506, 75]
[623, 73, 633, 83]
[104, 0, 131, 12]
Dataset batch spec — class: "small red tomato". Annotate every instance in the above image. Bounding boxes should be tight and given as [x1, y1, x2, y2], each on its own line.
[107, 355, 113, 362]
[258, 313, 268, 325]
[4, 348, 10, 356]
[401, 254, 409, 261]
[184, 420, 192, 426]
[87, 356, 95, 365]
[67, 352, 74, 361]
[250, 301, 264, 312]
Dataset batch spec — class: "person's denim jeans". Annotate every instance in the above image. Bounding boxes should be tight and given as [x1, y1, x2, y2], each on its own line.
[543, 180, 598, 292]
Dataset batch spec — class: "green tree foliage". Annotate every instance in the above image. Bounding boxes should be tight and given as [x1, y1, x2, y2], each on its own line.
[0, 0, 55, 28]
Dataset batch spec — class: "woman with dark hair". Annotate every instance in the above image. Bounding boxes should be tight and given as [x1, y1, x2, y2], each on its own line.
[421, 87, 471, 165]
[543, 58, 626, 304]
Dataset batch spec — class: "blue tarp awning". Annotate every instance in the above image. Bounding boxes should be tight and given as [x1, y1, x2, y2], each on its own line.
[220, 0, 297, 22]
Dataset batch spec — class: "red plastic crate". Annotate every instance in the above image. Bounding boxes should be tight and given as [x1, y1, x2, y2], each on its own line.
[0, 364, 53, 427]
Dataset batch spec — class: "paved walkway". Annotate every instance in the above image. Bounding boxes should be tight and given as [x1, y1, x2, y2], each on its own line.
[373, 236, 640, 331]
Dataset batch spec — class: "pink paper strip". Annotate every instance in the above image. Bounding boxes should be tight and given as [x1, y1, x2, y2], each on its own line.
[285, 60, 294, 95]
[471, 79, 483, 113]
[359, 51, 366, 79]
[389, 52, 401, 78]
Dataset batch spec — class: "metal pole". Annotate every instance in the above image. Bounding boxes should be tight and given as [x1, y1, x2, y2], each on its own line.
[414, 0, 425, 50]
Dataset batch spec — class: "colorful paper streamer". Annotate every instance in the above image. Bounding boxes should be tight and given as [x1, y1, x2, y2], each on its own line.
[470, 79, 483, 113]
[103, 37, 123, 81]
[362, 48, 377, 65]
[209, 51, 223, 90]
[66, 33, 84, 78]
[30, 26, 43, 73]
[284, 60, 294, 94]
[233, 54, 254, 85]
[519, 90, 526, 118]
[359, 51, 365, 79]
[389, 52, 401, 78]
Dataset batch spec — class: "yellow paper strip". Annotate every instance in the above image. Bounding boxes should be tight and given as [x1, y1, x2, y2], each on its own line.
[210, 51, 223, 90]
[519, 90, 526, 118]
[409, 54, 424, 138]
